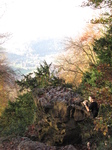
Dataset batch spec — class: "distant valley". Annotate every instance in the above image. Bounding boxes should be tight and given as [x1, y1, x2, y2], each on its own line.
[7, 38, 63, 75]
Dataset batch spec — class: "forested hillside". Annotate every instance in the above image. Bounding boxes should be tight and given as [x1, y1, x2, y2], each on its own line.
[0, 0, 112, 149]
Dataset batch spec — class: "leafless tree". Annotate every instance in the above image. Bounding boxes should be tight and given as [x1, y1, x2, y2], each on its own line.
[56, 24, 101, 88]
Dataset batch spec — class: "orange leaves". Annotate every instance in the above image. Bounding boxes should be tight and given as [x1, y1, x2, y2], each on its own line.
[0, 58, 16, 115]
[56, 23, 103, 88]
[80, 24, 102, 44]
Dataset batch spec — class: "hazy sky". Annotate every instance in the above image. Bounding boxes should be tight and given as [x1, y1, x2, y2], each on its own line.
[0, 0, 96, 55]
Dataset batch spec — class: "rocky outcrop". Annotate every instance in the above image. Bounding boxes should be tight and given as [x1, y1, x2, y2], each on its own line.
[18, 138, 77, 150]
[0, 136, 78, 150]
[32, 86, 89, 121]
[25, 86, 89, 146]
[33, 86, 82, 107]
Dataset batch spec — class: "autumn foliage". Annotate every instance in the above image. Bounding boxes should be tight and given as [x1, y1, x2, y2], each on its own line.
[56, 24, 102, 87]
[0, 56, 16, 114]
[0, 0, 112, 149]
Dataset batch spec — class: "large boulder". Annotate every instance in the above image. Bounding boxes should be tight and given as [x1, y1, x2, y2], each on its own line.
[26, 86, 89, 146]
[0, 136, 77, 150]
[18, 138, 77, 150]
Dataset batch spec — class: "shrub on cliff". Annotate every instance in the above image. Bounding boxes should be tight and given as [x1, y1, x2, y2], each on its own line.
[0, 92, 35, 136]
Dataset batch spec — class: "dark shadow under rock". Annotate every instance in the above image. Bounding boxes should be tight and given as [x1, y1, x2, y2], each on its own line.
[62, 121, 82, 146]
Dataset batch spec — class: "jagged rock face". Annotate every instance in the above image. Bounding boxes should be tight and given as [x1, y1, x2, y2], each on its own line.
[26, 86, 87, 146]
[33, 86, 82, 107]
[32, 86, 87, 121]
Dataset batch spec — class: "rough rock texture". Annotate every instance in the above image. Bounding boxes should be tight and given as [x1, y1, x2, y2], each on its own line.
[18, 138, 77, 150]
[18, 140, 53, 150]
[32, 86, 89, 121]
[33, 86, 82, 107]
[62, 145, 77, 150]
[0, 137, 78, 150]
[25, 86, 89, 146]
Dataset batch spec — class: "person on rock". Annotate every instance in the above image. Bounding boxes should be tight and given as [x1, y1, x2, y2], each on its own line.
[83, 95, 99, 118]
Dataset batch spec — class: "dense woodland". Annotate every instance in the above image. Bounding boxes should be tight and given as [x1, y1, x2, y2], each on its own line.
[0, 0, 112, 149]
